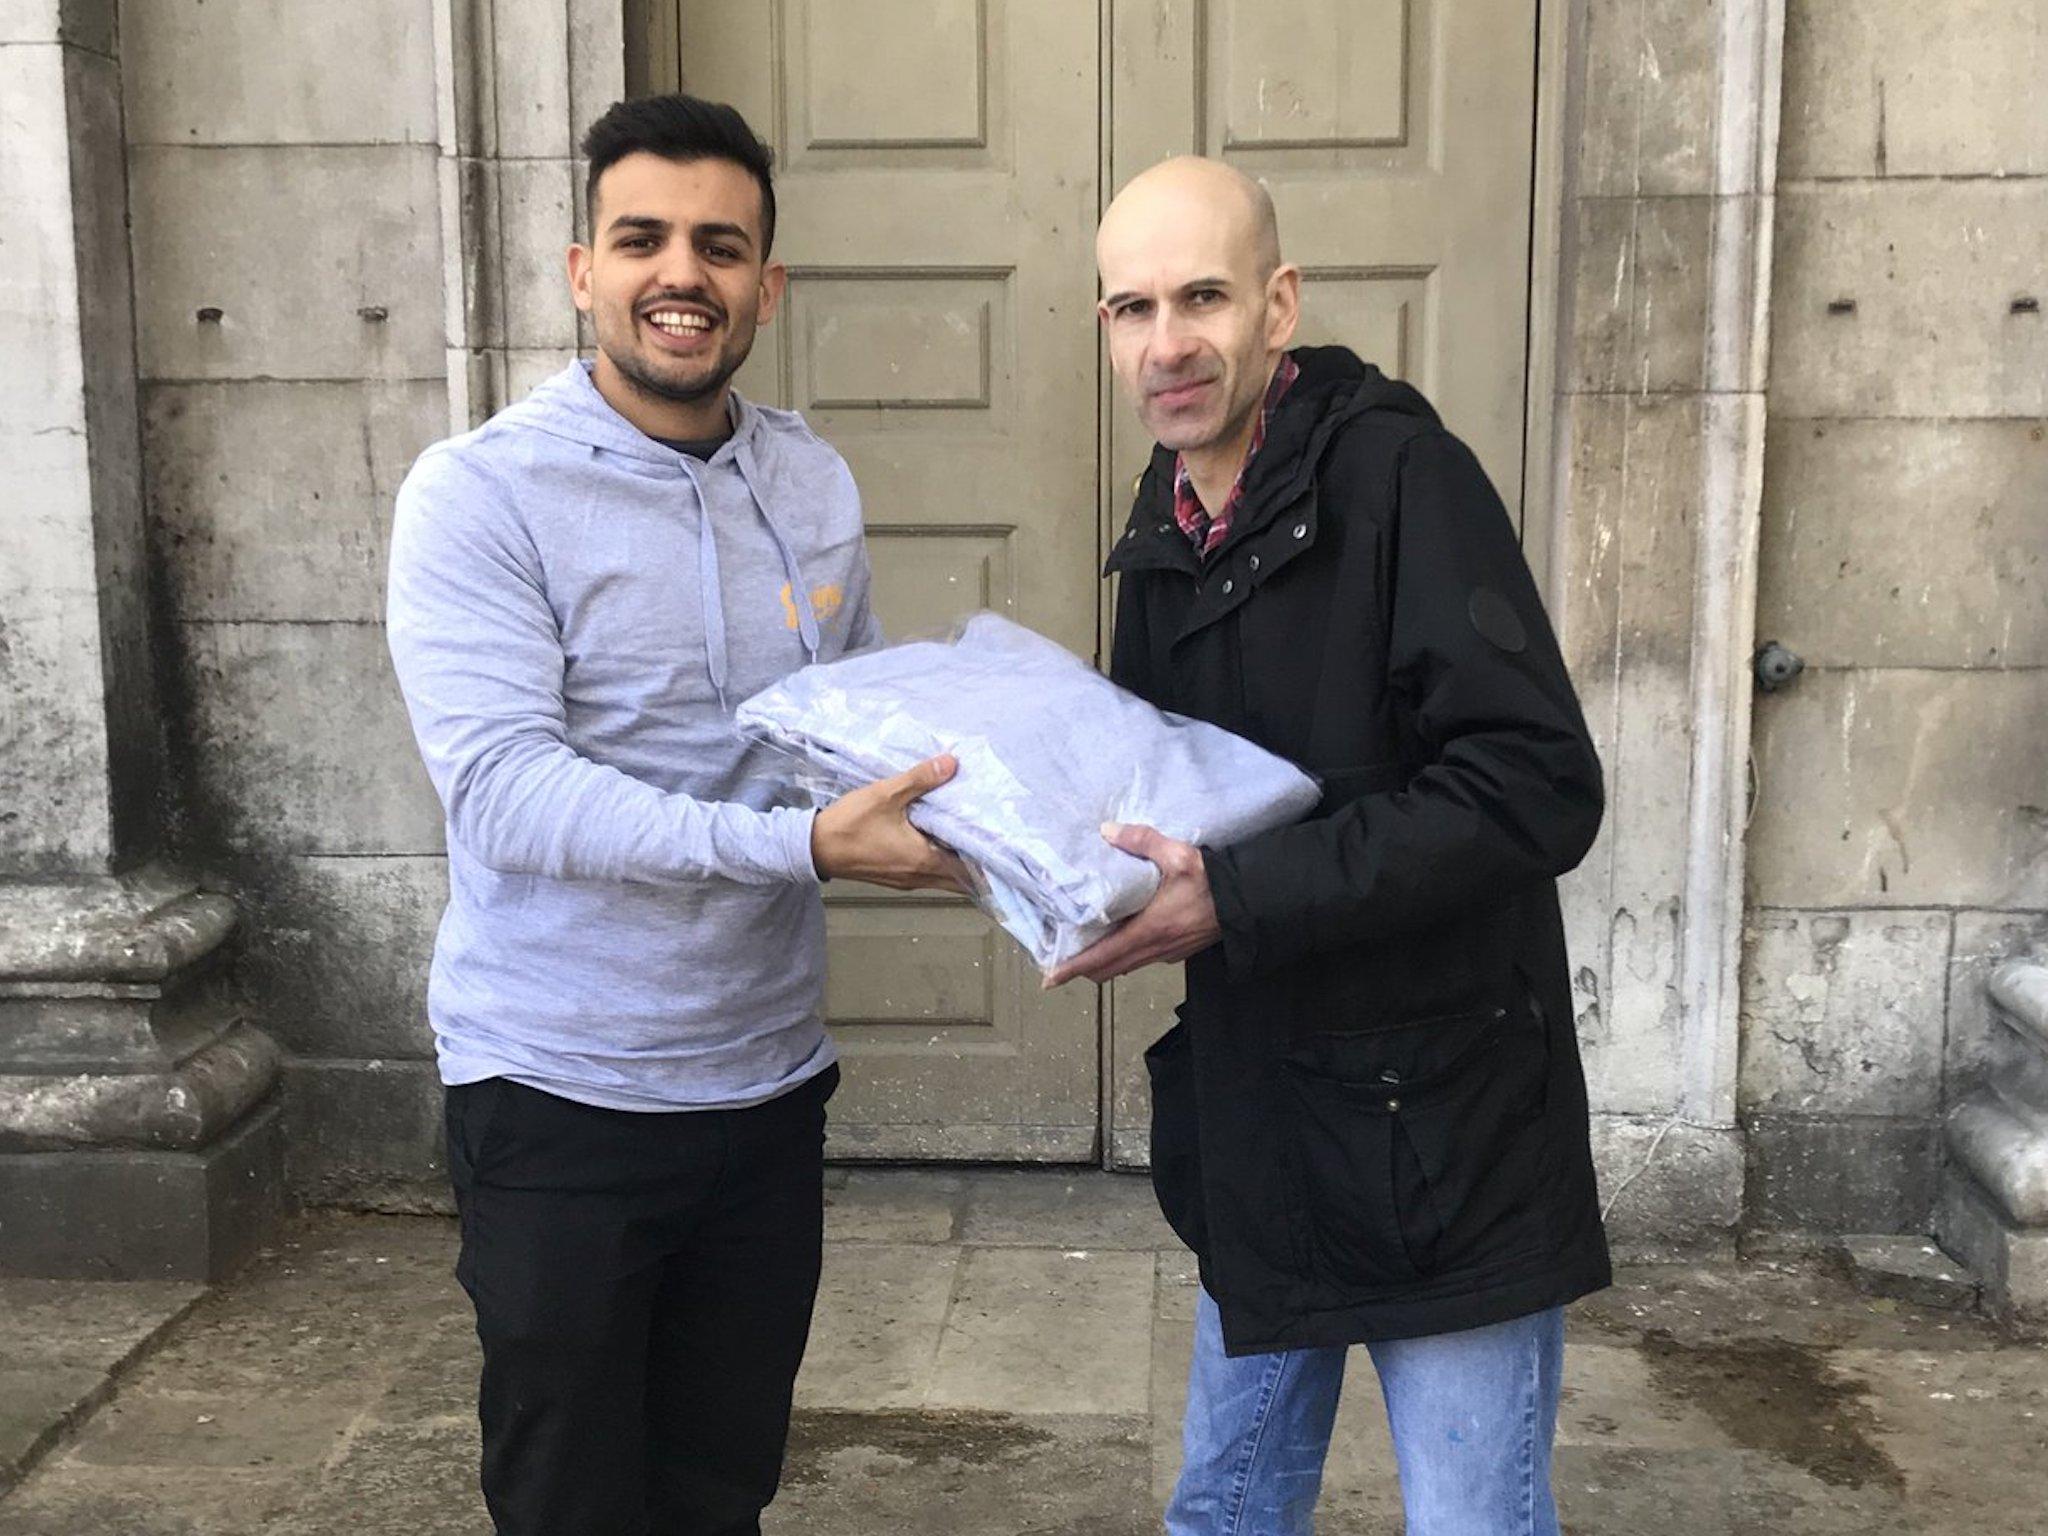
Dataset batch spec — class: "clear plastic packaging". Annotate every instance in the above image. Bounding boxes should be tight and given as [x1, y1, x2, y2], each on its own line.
[735, 612, 1322, 971]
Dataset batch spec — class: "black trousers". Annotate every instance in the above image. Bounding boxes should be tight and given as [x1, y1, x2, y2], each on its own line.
[445, 1064, 837, 1536]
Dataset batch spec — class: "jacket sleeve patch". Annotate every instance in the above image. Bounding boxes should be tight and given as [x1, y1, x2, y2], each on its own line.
[1467, 587, 1528, 654]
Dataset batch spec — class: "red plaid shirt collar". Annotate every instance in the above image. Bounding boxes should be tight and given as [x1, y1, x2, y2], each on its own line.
[1172, 353, 1300, 558]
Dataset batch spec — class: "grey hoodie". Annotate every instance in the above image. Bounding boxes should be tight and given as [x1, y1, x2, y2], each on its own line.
[387, 360, 882, 1111]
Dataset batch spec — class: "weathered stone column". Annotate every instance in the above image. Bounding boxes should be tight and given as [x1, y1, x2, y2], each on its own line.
[1542, 0, 1784, 1245]
[1940, 960, 2048, 1328]
[0, 2, 283, 1279]
[434, 0, 624, 427]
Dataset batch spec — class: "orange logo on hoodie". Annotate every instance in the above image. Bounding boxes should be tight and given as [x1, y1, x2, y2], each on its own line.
[780, 582, 844, 631]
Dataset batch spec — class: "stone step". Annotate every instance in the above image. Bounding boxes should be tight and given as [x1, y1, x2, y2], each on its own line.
[1832, 1234, 1982, 1312]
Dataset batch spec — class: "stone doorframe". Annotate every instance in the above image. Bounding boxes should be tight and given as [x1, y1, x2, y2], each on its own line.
[428, 0, 626, 432]
[1529, 0, 1784, 1240]
[423, 0, 1790, 1241]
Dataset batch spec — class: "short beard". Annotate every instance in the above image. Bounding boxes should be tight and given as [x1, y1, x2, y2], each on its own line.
[609, 342, 745, 408]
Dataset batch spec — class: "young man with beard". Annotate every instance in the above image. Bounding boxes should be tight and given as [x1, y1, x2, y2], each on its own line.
[1051, 157, 1611, 1536]
[387, 95, 963, 1536]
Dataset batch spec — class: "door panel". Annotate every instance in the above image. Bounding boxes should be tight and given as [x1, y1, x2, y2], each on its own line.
[672, 0, 1103, 1158]
[1103, 0, 1539, 1165]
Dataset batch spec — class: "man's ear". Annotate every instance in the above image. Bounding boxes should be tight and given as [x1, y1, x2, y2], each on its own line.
[756, 259, 789, 326]
[1265, 263, 1302, 351]
[568, 243, 594, 314]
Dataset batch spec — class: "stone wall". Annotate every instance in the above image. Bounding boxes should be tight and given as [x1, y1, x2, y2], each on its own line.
[123, 0, 450, 1209]
[121, 0, 619, 1209]
[1740, 1, 2048, 1231]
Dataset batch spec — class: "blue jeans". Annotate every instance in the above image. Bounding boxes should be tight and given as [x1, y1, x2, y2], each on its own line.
[1166, 1289, 1565, 1536]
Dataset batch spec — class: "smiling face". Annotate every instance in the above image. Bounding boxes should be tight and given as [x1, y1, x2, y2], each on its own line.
[1096, 159, 1298, 463]
[569, 151, 786, 436]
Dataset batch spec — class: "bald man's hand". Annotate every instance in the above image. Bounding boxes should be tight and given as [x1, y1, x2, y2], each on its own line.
[1043, 823, 1221, 986]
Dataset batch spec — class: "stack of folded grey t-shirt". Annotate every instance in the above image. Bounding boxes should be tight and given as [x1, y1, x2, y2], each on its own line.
[735, 612, 1322, 970]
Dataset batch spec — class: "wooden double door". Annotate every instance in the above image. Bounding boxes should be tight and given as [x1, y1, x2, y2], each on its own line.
[637, 0, 1538, 1161]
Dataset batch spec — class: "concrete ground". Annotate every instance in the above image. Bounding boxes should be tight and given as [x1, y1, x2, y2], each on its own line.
[2, 1169, 2044, 1534]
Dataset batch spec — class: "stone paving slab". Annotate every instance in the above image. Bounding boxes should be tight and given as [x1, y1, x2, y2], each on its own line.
[926, 1246, 1155, 1415]
[5, 1172, 2048, 1534]
[267, 1420, 488, 1536]
[0, 1367, 116, 1495]
[1825, 1346, 2048, 1508]
[132, 1218, 466, 1395]
[374, 1313, 482, 1427]
[772, 1411, 1155, 1536]
[824, 1168, 964, 1244]
[0, 1277, 204, 1492]
[1836, 1234, 1984, 1312]
[797, 1241, 961, 1409]
[1554, 1341, 1743, 1451]
[1553, 1446, 1921, 1536]
[0, 1464, 303, 1536]
[66, 1387, 370, 1472]
[953, 1167, 1179, 1250]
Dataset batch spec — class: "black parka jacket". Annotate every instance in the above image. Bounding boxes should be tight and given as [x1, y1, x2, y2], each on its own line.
[1105, 346, 1611, 1355]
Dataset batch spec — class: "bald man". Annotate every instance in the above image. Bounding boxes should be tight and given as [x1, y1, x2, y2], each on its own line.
[1055, 158, 1610, 1536]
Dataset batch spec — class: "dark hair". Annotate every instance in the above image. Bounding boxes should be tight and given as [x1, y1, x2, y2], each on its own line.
[580, 94, 778, 255]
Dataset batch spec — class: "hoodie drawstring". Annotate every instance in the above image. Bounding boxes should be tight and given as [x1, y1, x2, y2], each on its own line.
[677, 435, 821, 717]
[734, 441, 821, 665]
[677, 458, 733, 713]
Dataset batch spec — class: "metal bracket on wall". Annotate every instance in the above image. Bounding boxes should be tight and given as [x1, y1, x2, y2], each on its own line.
[1753, 641, 1805, 693]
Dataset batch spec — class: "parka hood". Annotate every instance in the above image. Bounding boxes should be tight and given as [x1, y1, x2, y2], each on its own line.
[1230, 344, 1440, 517]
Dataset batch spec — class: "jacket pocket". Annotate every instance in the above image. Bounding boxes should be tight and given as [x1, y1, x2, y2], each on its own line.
[1282, 1004, 1550, 1288]
[1145, 1019, 1208, 1255]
